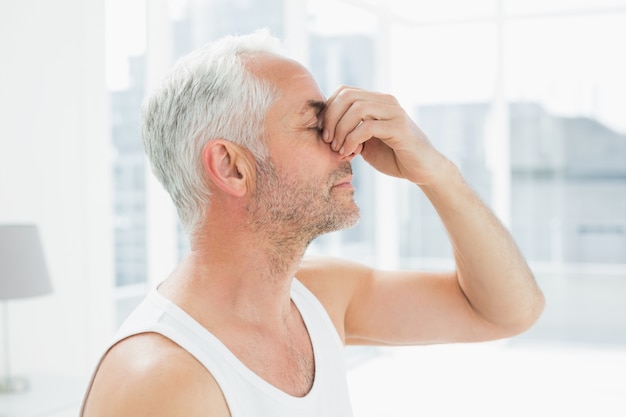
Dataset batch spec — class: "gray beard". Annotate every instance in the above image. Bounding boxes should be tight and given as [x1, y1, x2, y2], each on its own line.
[245, 159, 360, 271]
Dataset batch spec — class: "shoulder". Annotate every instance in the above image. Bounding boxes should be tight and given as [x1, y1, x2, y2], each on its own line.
[82, 332, 230, 417]
[297, 256, 373, 288]
[296, 256, 374, 341]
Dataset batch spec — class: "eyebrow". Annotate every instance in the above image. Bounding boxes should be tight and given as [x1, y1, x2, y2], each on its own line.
[304, 100, 326, 114]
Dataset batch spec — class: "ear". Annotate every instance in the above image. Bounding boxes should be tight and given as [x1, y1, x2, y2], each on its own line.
[202, 139, 253, 197]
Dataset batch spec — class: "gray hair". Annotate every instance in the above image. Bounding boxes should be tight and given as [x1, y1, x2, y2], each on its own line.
[141, 30, 283, 237]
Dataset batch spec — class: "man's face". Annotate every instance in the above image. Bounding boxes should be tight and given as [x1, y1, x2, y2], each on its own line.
[245, 54, 359, 242]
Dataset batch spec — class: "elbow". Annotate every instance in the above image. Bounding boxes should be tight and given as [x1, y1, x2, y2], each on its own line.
[502, 287, 546, 338]
[472, 280, 546, 341]
[500, 266, 547, 337]
[526, 288, 546, 329]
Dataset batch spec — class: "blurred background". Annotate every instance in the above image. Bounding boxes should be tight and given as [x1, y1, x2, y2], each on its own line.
[0, 0, 625, 415]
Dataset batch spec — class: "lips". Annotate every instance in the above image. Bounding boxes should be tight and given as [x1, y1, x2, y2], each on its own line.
[332, 175, 353, 188]
[329, 163, 354, 189]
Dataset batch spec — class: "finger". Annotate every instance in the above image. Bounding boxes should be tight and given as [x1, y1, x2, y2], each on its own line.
[324, 87, 381, 145]
[339, 119, 384, 156]
[323, 87, 395, 145]
[329, 99, 399, 154]
[337, 102, 404, 155]
[322, 86, 361, 144]
[337, 142, 364, 162]
[331, 102, 371, 152]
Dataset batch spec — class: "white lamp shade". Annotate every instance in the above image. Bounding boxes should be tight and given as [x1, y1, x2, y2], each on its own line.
[0, 225, 52, 300]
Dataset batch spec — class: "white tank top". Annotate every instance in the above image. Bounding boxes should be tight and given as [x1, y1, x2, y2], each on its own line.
[81, 278, 354, 417]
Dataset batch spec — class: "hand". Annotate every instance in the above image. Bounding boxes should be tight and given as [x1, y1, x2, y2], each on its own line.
[322, 86, 448, 186]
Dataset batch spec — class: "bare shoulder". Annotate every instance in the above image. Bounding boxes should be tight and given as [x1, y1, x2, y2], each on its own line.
[296, 256, 374, 341]
[297, 256, 373, 280]
[82, 332, 230, 417]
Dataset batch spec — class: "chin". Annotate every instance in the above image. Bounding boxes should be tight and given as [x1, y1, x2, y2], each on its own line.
[325, 204, 361, 234]
[306, 214, 360, 246]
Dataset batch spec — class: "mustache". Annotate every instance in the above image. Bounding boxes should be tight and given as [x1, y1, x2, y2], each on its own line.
[329, 162, 353, 184]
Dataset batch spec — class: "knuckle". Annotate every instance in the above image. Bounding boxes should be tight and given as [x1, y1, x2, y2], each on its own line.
[381, 93, 398, 104]
[351, 100, 366, 113]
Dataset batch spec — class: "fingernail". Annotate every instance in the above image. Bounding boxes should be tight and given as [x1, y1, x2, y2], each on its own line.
[323, 129, 329, 142]
[339, 146, 345, 155]
[331, 139, 337, 150]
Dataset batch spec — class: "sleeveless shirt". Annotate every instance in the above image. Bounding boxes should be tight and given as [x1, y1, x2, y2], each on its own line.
[81, 278, 354, 417]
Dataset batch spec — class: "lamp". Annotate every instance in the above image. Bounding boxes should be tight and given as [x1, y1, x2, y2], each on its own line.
[0, 224, 52, 393]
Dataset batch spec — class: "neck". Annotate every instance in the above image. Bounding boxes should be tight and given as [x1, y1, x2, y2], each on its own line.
[192, 215, 311, 281]
[163, 219, 311, 326]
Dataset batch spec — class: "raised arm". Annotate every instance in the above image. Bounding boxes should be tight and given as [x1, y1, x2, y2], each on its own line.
[310, 86, 544, 345]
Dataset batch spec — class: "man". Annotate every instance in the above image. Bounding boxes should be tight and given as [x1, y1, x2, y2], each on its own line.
[81, 31, 544, 416]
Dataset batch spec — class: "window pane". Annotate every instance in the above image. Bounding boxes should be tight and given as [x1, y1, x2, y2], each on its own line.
[391, 23, 497, 105]
[390, 23, 497, 264]
[306, 4, 380, 262]
[389, 0, 496, 22]
[504, 0, 626, 15]
[108, 0, 148, 288]
[506, 14, 626, 264]
[308, 0, 377, 36]
[108, 1, 626, 303]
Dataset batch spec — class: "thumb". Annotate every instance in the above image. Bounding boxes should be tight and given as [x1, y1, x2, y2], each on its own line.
[360, 138, 403, 179]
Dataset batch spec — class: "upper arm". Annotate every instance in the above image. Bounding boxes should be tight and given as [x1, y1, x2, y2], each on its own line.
[345, 267, 508, 345]
[298, 257, 506, 347]
[82, 333, 230, 417]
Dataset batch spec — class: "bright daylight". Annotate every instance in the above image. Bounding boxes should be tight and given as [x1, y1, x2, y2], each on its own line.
[1, 0, 625, 416]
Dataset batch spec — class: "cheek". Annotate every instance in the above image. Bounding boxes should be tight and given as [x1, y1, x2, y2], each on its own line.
[276, 164, 330, 198]
[302, 140, 341, 171]
[269, 139, 338, 182]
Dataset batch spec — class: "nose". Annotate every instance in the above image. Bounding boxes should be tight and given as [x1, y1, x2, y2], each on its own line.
[322, 137, 362, 162]
[339, 143, 363, 162]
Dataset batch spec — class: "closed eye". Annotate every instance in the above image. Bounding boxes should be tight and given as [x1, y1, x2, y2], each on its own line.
[308, 126, 324, 136]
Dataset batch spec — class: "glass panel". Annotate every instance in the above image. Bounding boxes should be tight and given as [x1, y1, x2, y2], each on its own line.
[174, 0, 286, 55]
[305, 4, 379, 263]
[390, 23, 498, 264]
[106, 0, 146, 90]
[102, 2, 626, 411]
[391, 23, 497, 104]
[505, 13, 626, 264]
[504, 0, 626, 16]
[107, 0, 149, 287]
[308, 0, 377, 36]
[389, 0, 496, 22]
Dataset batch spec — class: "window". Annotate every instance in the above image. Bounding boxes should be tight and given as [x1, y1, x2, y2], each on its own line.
[106, 2, 626, 410]
[106, 0, 626, 310]
[109, 0, 626, 348]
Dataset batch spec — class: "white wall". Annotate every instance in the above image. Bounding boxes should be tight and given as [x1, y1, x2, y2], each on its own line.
[0, 0, 114, 379]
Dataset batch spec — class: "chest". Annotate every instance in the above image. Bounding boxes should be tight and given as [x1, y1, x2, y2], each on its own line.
[229, 321, 316, 397]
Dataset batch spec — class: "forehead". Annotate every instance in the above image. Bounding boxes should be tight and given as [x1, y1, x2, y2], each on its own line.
[248, 53, 325, 116]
